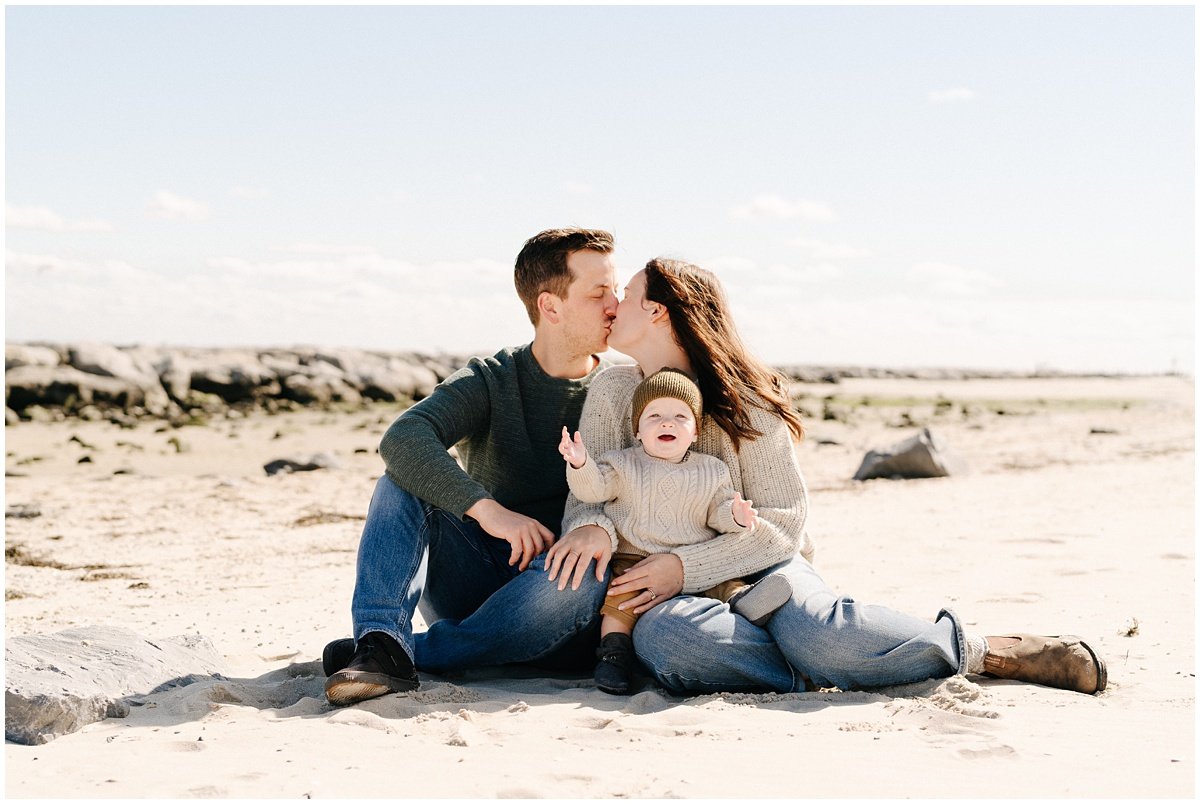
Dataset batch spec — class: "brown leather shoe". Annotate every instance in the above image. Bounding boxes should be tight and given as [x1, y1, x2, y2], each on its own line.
[982, 634, 1107, 695]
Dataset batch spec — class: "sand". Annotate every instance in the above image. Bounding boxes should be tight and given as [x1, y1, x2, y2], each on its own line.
[4, 374, 1194, 798]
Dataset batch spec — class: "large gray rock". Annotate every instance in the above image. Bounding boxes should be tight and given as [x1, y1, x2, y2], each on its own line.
[852, 427, 968, 481]
[5, 625, 226, 745]
[66, 343, 170, 414]
[5, 365, 149, 413]
[187, 352, 281, 403]
[5, 344, 61, 371]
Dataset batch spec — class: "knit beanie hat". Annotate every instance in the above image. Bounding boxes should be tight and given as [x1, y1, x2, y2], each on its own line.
[631, 368, 703, 434]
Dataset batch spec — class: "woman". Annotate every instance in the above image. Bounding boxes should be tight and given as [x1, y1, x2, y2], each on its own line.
[547, 258, 1106, 696]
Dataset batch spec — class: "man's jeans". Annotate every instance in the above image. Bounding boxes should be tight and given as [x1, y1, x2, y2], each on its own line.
[633, 557, 969, 694]
[351, 476, 607, 673]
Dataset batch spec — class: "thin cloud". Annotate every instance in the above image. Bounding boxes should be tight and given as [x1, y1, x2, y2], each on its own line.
[6, 250, 155, 282]
[790, 237, 872, 260]
[274, 243, 379, 256]
[230, 185, 270, 200]
[147, 191, 209, 221]
[907, 261, 1001, 297]
[730, 194, 836, 222]
[6, 204, 113, 232]
[928, 87, 977, 104]
[563, 181, 594, 195]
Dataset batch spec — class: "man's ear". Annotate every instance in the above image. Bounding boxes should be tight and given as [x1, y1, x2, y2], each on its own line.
[537, 291, 561, 324]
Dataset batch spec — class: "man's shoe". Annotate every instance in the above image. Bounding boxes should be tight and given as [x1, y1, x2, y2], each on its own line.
[324, 632, 420, 707]
[982, 634, 1107, 695]
[594, 633, 635, 695]
[729, 574, 793, 627]
[322, 637, 356, 677]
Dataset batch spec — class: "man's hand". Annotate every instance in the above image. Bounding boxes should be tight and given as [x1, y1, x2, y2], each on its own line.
[558, 427, 588, 469]
[606, 553, 685, 615]
[545, 525, 613, 590]
[731, 492, 759, 531]
[466, 498, 556, 571]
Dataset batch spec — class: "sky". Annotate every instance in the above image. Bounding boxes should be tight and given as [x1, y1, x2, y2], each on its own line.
[4, 5, 1195, 374]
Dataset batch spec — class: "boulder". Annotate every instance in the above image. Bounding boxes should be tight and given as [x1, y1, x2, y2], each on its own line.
[852, 427, 967, 481]
[187, 352, 281, 403]
[5, 625, 225, 745]
[5, 344, 61, 371]
[5, 365, 148, 413]
[66, 343, 170, 414]
[5, 407, 19, 426]
[280, 374, 362, 405]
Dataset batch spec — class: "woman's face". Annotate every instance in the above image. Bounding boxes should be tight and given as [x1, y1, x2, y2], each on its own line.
[607, 269, 655, 354]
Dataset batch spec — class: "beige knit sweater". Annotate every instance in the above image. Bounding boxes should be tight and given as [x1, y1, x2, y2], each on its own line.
[566, 446, 748, 557]
[562, 365, 814, 594]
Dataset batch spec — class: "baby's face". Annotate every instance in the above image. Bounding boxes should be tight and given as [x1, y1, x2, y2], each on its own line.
[636, 397, 698, 462]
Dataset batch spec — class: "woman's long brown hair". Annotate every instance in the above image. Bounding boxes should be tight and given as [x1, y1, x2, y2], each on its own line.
[643, 258, 804, 449]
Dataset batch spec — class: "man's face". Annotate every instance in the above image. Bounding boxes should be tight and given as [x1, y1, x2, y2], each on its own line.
[559, 249, 618, 357]
[636, 396, 698, 462]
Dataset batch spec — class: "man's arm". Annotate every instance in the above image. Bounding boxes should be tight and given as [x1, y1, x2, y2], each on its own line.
[378, 362, 493, 518]
[379, 359, 554, 570]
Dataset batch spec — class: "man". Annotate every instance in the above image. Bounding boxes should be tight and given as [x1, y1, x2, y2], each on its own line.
[323, 228, 620, 706]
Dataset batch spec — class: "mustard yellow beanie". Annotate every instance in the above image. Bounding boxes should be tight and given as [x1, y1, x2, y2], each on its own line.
[631, 368, 703, 434]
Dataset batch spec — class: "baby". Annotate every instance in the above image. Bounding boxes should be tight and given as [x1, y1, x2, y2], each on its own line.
[560, 368, 792, 694]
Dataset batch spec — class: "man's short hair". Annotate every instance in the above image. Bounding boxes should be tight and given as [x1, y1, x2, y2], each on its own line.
[514, 228, 614, 325]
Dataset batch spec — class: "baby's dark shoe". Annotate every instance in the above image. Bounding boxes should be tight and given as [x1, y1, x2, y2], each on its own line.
[594, 633, 635, 695]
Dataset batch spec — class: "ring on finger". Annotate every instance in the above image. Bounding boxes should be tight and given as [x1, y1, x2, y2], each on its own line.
[648, 590, 657, 600]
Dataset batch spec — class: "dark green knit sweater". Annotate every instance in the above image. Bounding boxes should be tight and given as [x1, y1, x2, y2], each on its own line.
[379, 344, 607, 534]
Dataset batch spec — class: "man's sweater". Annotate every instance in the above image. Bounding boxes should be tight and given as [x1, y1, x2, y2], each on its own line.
[567, 446, 748, 556]
[379, 344, 606, 534]
[563, 365, 813, 593]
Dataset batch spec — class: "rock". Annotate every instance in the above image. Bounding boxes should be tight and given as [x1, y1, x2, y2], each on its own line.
[852, 428, 967, 481]
[4, 365, 148, 413]
[4, 625, 225, 745]
[187, 352, 280, 404]
[5, 344, 61, 371]
[66, 343, 170, 415]
[280, 374, 362, 406]
[5, 407, 19, 426]
[263, 452, 340, 476]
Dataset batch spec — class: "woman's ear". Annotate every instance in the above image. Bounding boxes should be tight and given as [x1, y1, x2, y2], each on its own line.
[648, 303, 669, 324]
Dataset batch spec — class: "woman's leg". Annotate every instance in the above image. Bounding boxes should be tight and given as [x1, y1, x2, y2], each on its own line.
[762, 557, 965, 690]
[633, 556, 965, 694]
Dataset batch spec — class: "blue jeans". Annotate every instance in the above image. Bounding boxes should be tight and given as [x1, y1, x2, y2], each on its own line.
[350, 476, 607, 673]
[633, 556, 968, 694]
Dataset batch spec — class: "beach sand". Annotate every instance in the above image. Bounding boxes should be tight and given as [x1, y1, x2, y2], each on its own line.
[4, 374, 1194, 798]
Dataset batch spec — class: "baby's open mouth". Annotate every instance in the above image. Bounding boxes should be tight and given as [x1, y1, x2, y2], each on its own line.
[657, 434, 676, 442]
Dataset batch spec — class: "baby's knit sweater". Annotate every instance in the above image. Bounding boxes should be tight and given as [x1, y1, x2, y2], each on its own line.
[566, 446, 747, 557]
[563, 365, 813, 593]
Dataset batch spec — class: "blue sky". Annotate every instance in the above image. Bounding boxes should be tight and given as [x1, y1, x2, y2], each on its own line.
[5, 5, 1194, 373]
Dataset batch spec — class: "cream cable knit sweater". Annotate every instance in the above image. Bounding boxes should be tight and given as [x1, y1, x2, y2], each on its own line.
[566, 446, 747, 558]
[562, 365, 814, 594]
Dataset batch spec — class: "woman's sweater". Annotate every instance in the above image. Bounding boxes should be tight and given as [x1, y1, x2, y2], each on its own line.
[566, 445, 747, 556]
[562, 365, 814, 594]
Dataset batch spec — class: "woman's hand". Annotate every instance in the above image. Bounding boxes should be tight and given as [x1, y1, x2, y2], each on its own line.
[606, 553, 684, 615]
[545, 525, 612, 590]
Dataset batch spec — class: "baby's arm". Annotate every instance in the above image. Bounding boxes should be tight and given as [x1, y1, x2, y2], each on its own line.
[707, 469, 758, 534]
[561, 429, 621, 504]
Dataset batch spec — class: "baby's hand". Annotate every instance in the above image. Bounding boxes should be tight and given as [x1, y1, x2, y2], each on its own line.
[559, 427, 588, 469]
[732, 492, 758, 531]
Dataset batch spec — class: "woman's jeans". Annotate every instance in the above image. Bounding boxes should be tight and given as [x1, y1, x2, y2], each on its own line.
[633, 558, 969, 694]
[350, 476, 607, 673]
[351, 476, 967, 690]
